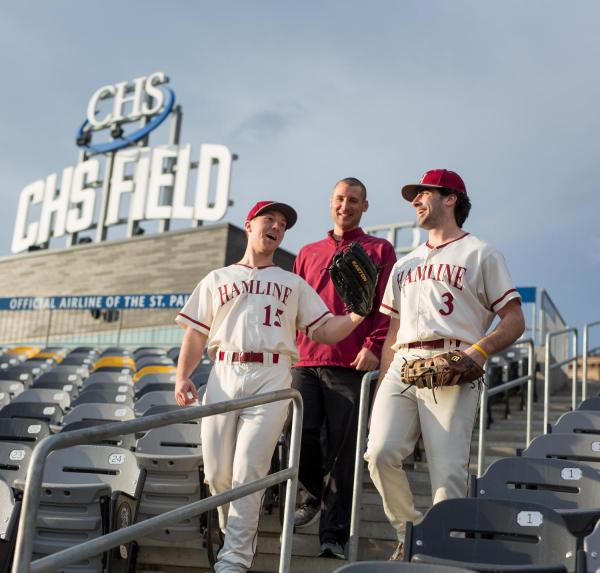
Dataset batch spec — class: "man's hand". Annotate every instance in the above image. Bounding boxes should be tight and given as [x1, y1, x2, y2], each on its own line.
[350, 347, 379, 371]
[175, 377, 199, 406]
[463, 346, 487, 369]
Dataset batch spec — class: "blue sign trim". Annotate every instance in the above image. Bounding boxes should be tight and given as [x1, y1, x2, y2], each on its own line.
[0, 293, 189, 311]
[76, 88, 176, 154]
[517, 287, 536, 304]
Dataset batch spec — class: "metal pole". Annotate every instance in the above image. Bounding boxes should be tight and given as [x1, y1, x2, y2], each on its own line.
[95, 153, 115, 242]
[44, 308, 53, 347]
[279, 387, 303, 573]
[526, 339, 534, 445]
[544, 332, 551, 433]
[477, 377, 489, 477]
[116, 308, 124, 347]
[348, 371, 378, 562]
[572, 330, 578, 411]
[583, 323, 589, 401]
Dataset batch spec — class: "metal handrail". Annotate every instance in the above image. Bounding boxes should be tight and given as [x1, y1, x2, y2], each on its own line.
[348, 370, 379, 562]
[544, 328, 578, 432]
[12, 388, 303, 573]
[582, 320, 600, 401]
[477, 339, 535, 476]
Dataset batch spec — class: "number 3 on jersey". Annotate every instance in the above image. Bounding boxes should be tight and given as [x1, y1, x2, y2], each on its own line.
[263, 305, 284, 327]
[439, 291, 454, 316]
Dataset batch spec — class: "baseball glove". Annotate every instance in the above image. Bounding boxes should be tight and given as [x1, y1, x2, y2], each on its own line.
[328, 242, 379, 317]
[400, 350, 485, 392]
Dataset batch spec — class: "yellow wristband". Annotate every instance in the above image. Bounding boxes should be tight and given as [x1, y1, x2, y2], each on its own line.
[471, 343, 489, 360]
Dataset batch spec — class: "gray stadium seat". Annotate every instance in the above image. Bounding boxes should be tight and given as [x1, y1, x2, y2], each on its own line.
[32, 444, 145, 572]
[578, 397, 600, 411]
[60, 420, 136, 450]
[135, 423, 204, 540]
[100, 347, 131, 357]
[522, 433, 600, 470]
[31, 379, 79, 400]
[0, 418, 50, 446]
[0, 392, 9, 409]
[470, 456, 600, 536]
[71, 390, 133, 408]
[135, 383, 175, 399]
[34, 370, 84, 387]
[0, 441, 33, 489]
[61, 403, 135, 425]
[405, 498, 578, 572]
[551, 410, 600, 435]
[80, 382, 134, 397]
[0, 380, 24, 399]
[82, 372, 133, 386]
[333, 563, 479, 573]
[13, 388, 71, 411]
[48, 364, 89, 380]
[134, 391, 178, 416]
[135, 373, 176, 392]
[135, 355, 174, 369]
[0, 402, 63, 425]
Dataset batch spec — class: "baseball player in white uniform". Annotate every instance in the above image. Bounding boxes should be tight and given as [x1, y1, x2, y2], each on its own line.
[174, 201, 367, 573]
[365, 169, 525, 560]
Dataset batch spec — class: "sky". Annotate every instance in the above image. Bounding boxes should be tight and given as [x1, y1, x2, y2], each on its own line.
[1, 1, 599, 342]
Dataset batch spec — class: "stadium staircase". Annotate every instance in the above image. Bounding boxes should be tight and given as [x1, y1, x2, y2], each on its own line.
[136, 373, 593, 573]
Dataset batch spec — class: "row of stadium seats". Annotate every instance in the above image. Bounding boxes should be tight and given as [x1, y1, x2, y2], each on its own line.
[364, 395, 600, 572]
[0, 344, 212, 572]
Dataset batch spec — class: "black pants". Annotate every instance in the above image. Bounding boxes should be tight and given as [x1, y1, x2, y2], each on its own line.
[291, 366, 364, 546]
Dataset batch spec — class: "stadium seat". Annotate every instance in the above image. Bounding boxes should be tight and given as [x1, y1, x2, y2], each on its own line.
[60, 354, 95, 367]
[166, 347, 180, 362]
[93, 356, 135, 373]
[46, 364, 89, 380]
[79, 382, 134, 397]
[0, 418, 50, 446]
[0, 441, 33, 489]
[135, 372, 176, 392]
[60, 419, 136, 450]
[13, 388, 71, 411]
[0, 381, 24, 399]
[135, 423, 204, 540]
[135, 356, 175, 371]
[0, 475, 20, 572]
[30, 380, 79, 400]
[0, 368, 35, 386]
[71, 389, 134, 408]
[404, 498, 579, 572]
[0, 402, 63, 425]
[134, 391, 178, 416]
[134, 347, 167, 358]
[551, 410, 600, 435]
[470, 456, 600, 537]
[133, 365, 176, 382]
[522, 433, 600, 470]
[578, 397, 600, 411]
[61, 403, 135, 425]
[190, 359, 212, 387]
[83, 371, 133, 386]
[0, 392, 10, 409]
[34, 369, 84, 387]
[142, 404, 183, 417]
[333, 563, 479, 573]
[135, 383, 175, 399]
[31, 444, 145, 572]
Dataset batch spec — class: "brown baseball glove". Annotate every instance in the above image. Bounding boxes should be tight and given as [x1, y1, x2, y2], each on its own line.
[400, 350, 485, 395]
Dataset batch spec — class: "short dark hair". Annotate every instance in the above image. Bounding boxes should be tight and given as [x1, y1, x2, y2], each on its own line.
[335, 177, 367, 199]
[440, 189, 471, 228]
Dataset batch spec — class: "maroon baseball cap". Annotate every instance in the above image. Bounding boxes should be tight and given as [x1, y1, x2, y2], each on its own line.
[401, 169, 467, 202]
[245, 200, 298, 229]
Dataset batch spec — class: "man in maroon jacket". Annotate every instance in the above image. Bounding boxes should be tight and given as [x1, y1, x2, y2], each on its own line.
[292, 177, 397, 558]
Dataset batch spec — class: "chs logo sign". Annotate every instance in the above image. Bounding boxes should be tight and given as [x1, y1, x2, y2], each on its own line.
[77, 71, 175, 153]
[12, 72, 233, 254]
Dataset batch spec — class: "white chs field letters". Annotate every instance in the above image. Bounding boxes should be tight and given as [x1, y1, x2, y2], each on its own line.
[12, 72, 233, 253]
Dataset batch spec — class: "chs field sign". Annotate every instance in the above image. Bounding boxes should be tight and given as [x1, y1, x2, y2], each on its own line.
[12, 72, 234, 253]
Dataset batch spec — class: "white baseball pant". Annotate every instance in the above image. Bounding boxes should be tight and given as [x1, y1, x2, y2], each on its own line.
[202, 355, 291, 573]
[365, 341, 481, 541]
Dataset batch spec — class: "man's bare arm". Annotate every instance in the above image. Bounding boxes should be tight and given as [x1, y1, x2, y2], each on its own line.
[312, 313, 365, 345]
[175, 327, 208, 406]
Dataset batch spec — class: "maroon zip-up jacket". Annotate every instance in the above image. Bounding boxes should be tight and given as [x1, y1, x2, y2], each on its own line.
[293, 227, 397, 368]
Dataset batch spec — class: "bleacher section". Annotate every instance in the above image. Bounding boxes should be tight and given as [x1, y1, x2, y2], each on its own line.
[1, 342, 600, 573]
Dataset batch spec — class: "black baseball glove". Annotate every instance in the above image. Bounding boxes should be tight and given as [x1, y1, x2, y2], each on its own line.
[328, 242, 379, 317]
